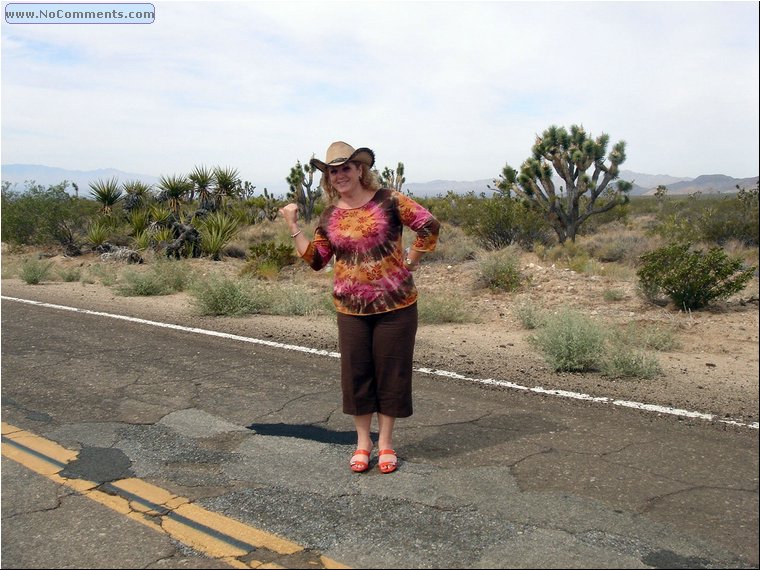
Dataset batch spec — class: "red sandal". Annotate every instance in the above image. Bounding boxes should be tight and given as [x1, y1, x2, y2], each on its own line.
[378, 449, 398, 474]
[349, 449, 372, 473]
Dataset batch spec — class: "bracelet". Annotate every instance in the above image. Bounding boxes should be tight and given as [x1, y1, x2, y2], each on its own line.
[290, 229, 302, 238]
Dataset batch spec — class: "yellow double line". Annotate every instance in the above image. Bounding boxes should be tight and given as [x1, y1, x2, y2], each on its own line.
[1, 422, 349, 569]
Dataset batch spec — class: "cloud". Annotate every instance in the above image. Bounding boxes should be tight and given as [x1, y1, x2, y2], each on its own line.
[2, 0, 758, 192]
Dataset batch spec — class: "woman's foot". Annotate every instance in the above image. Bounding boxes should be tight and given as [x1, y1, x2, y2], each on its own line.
[378, 449, 397, 474]
[349, 448, 372, 473]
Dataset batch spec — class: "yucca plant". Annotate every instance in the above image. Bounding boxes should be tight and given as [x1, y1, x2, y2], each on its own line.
[189, 165, 215, 209]
[127, 208, 151, 235]
[153, 227, 174, 244]
[132, 229, 153, 251]
[122, 180, 153, 213]
[212, 166, 241, 210]
[89, 178, 123, 214]
[86, 220, 111, 247]
[157, 174, 193, 217]
[199, 211, 240, 260]
[147, 203, 172, 227]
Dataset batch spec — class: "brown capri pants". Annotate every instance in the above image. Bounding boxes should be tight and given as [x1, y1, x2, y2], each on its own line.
[336, 303, 418, 418]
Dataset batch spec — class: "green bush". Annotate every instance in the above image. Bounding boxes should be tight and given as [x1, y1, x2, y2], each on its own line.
[529, 309, 605, 372]
[1, 181, 98, 246]
[462, 194, 552, 250]
[476, 247, 524, 292]
[637, 243, 756, 310]
[58, 266, 82, 282]
[243, 241, 295, 277]
[19, 257, 54, 284]
[115, 261, 194, 296]
[190, 275, 265, 316]
[600, 349, 661, 379]
[514, 302, 545, 329]
[652, 188, 759, 247]
[417, 292, 476, 324]
[422, 224, 480, 264]
[265, 284, 324, 316]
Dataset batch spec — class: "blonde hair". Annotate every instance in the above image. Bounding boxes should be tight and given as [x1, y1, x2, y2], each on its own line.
[320, 162, 381, 203]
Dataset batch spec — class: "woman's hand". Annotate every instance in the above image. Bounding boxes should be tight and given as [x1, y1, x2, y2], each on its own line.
[279, 203, 299, 226]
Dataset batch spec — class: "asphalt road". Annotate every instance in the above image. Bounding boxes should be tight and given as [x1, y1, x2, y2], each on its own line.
[1, 297, 758, 569]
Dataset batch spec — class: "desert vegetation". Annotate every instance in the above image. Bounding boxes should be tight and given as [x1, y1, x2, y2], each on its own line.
[3, 125, 758, 383]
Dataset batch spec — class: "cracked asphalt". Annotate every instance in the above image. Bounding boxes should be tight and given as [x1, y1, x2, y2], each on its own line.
[1, 298, 758, 569]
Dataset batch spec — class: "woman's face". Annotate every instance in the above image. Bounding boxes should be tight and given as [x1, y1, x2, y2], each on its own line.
[328, 162, 362, 194]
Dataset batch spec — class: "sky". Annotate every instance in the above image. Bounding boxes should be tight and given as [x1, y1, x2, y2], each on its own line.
[1, 0, 758, 194]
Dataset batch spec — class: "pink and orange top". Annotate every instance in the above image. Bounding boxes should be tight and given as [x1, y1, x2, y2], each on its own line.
[300, 188, 440, 316]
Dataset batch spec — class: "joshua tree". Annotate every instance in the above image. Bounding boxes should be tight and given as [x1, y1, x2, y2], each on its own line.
[379, 162, 406, 193]
[286, 159, 321, 223]
[494, 124, 632, 243]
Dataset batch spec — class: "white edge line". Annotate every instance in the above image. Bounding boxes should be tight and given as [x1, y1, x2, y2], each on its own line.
[3, 295, 758, 431]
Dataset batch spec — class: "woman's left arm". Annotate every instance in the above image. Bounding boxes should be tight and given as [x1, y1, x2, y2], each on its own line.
[394, 191, 440, 269]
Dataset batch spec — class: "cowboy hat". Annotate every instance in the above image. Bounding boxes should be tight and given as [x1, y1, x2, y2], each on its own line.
[310, 141, 375, 172]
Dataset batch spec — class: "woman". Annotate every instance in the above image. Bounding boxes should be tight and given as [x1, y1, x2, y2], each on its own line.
[279, 141, 440, 474]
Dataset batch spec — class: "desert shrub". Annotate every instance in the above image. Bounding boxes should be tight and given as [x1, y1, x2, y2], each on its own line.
[608, 322, 680, 352]
[116, 259, 196, 296]
[542, 241, 584, 264]
[423, 223, 481, 263]
[514, 301, 545, 329]
[600, 349, 661, 379]
[637, 243, 756, 310]
[222, 244, 247, 259]
[116, 270, 174, 296]
[416, 191, 480, 226]
[58, 266, 82, 282]
[249, 241, 294, 267]
[265, 284, 324, 316]
[529, 309, 605, 372]
[578, 201, 631, 234]
[581, 228, 653, 265]
[19, 257, 54, 284]
[652, 188, 759, 247]
[476, 247, 524, 292]
[1, 259, 19, 279]
[189, 275, 265, 316]
[1, 181, 98, 247]
[87, 264, 119, 286]
[417, 292, 475, 324]
[243, 241, 295, 278]
[602, 288, 625, 302]
[462, 195, 552, 250]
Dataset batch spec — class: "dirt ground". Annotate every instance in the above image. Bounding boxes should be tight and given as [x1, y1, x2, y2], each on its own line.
[2, 248, 758, 429]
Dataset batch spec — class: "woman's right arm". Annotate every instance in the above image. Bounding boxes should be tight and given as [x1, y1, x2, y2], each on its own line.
[278, 204, 333, 269]
[279, 203, 309, 256]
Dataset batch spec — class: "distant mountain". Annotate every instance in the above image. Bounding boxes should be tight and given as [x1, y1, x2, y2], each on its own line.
[403, 171, 757, 197]
[404, 179, 495, 197]
[617, 170, 692, 190]
[3, 164, 757, 198]
[1, 164, 159, 194]
[655, 174, 758, 196]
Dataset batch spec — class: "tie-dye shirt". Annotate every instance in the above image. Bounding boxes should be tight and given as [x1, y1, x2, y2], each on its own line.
[301, 188, 440, 316]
